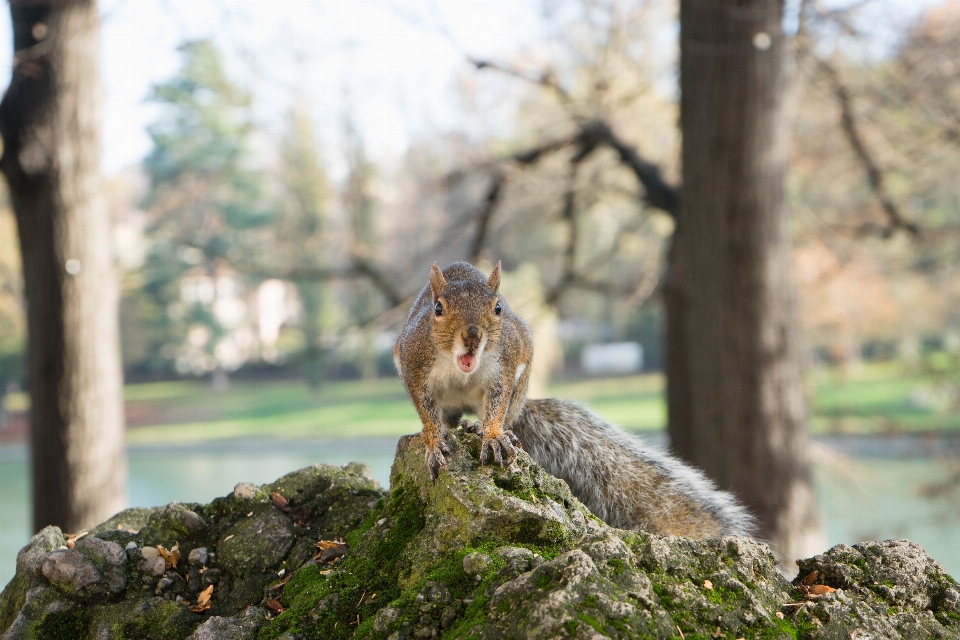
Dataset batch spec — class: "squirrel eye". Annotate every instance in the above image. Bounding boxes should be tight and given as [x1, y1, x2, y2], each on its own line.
[494, 301, 502, 316]
[434, 301, 443, 317]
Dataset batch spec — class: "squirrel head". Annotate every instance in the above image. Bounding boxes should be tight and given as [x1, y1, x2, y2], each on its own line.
[428, 261, 503, 375]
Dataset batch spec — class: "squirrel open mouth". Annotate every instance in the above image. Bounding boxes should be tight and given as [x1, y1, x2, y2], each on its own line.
[457, 352, 476, 373]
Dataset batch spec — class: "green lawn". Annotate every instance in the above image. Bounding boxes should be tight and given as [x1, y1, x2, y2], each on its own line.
[809, 361, 960, 434]
[3, 362, 957, 444]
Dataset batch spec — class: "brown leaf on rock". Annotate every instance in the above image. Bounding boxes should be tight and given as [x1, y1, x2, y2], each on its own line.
[196, 584, 214, 607]
[265, 598, 285, 613]
[316, 539, 345, 550]
[808, 584, 836, 595]
[269, 574, 293, 590]
[800, 570, 819, 586]
[158, 544, 180, 569]
[271, 492, 291, 512]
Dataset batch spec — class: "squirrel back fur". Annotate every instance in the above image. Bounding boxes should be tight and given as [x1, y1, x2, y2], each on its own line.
[512, 398, 756, 538]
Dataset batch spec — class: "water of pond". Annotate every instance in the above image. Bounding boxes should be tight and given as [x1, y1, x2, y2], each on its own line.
[2, 434, 959, 588]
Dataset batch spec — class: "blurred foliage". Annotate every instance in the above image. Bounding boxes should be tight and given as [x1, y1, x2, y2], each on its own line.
[6, 1, 960, 389]
[133, 40, 272, 377]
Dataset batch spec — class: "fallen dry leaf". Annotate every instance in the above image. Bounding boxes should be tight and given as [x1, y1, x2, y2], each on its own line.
[318, 569, 333, 575]
[712, 626, 722, 638]
[157, 544, 180, 569]
[808, 584, 836, 595]
[196, 584, 214, 607]
[271, 492, 291, 512]
[703, 579, 713, 590]
[269, 574, 293, 590]
[189, 602, 211, 613]
[316, 539, 345, 550]
[775, 611, 785, 619]
[224, 535, 235, 541]
[264, 598, 285, 613]
[800, 571, 819, 586]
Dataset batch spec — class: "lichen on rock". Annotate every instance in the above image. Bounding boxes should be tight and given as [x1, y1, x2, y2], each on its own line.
[2, 428, 958, 640]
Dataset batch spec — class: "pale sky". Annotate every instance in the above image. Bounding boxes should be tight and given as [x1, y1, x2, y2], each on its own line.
[0, 0, 946, 177]
[0, 0, 541, 176]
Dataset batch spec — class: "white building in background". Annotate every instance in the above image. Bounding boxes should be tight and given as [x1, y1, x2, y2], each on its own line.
[170, 270, 301, 375]
[581, 342, 644, 375]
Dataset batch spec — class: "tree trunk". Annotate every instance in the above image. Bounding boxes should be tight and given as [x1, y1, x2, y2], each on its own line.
[670, 0, 823, 571]
[0, 0, 126, 533]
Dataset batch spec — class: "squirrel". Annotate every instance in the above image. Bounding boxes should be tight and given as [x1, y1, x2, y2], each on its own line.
[394, 261, 755, 539]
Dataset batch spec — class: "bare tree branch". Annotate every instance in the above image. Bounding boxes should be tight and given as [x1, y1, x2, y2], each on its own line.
[468, 172, 505, 263]
[587, 120, 680, 218]
[244, 256, 405, 308]
[818, 58, 920, 238]
[469, 57, 571, 103]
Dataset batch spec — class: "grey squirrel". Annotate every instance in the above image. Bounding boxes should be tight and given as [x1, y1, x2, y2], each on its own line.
[394, 261, 755, 539]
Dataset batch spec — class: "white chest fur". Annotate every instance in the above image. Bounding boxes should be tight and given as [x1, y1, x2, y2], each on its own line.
[427, 352, 500, 418]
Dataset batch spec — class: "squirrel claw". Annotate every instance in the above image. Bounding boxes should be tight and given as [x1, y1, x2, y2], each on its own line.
[479, 431, 519, 467]
[425, 440, 451, 481]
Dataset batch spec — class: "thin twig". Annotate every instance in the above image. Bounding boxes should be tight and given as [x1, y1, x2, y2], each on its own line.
[818, 58, 919, 238]
[468, 172, 506, 263]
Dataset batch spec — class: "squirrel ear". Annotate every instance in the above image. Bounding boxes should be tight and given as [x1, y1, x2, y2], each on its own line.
[429, 262, 446, 301]
[487, 261, 501, 294]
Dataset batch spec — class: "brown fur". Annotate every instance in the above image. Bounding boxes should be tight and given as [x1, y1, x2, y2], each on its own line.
[395, 261, 755, 539]
[394, 262, 533, 478]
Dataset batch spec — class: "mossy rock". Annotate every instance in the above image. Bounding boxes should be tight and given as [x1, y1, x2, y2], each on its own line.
[2, 429, 958, 640]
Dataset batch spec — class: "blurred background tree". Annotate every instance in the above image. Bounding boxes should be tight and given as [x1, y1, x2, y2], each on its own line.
[136, 40, 270, 383]
[0, 0, 126, 533]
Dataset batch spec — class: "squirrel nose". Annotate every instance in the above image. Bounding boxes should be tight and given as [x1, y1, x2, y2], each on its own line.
[463, 326, 481, 350]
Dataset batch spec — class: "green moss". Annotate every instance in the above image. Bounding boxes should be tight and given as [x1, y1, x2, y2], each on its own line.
[110, 599, 200, 640]
[576, 611, 605, 634]
[608, 558, 626, 575]
[0, 571, 31, 634]
[38, 610, 88, 640]
[259, 482, 427, 639]
[535, 573, 553, 590]
[704, 586, 739, 606]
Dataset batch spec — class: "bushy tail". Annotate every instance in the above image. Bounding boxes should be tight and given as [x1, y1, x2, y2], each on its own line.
[511, 398, 756, 539]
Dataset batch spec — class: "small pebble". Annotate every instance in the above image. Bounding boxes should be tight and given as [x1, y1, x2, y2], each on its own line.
[155, 577, 174, 594]
[140, 546, 159, 560]
[182, 510, 206, 531]
[233, 482, 259, 499]
[188, 547, 209, 566]
[140, 556, 166, 577]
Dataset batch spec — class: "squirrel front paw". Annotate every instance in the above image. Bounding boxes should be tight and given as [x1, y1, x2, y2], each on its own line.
[479, 430, 521, 467]
[424, 438, 452, 481]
